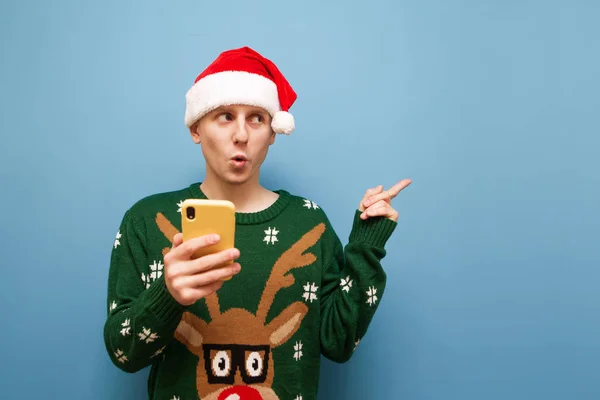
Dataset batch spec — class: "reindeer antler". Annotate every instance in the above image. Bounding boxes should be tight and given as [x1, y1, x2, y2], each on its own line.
[256, 223, 326, 323]
[156, 212, 178, 257]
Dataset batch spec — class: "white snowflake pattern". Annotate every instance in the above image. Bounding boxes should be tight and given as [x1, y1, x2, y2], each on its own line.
[170, 397, 180, 400]
[109, 301, 117, 313]
[340, 276, 353, 293]
[141, 273, 150, 288]
[138, 327, 159, 344]
[263, 227, 279, 245]
[354, 339, 361, 351]
[303, 199, 319, 210]
[293, 341, 303, 361]
[141, 260, 164, 288]
[150, 260, 163, 279]
[302, 283, 319, 303]
[295, 396, 303, 400]
[114, 349, 128, 363]
[177, 200, 184, 213]
[114, 230, 121, 248]
[120, 319, 131, 336]
[152, 345, 167, 358]
[366, 286, 378, 306]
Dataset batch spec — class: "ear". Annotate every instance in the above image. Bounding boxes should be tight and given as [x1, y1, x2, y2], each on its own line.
[189, 123, 201, 144]
[266, 302, 308, 347]
[269, 130, 276, 145]
[175, 311, 207, 356]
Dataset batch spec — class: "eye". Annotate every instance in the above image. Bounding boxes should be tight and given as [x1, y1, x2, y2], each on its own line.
[249, 114, 264, 124]
[245, 351, 264, 377]
[217, 113, 233, 122]
[212, 350, 231, 377]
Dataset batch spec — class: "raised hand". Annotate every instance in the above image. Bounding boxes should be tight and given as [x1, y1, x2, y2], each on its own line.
[358, 179, 412, 222]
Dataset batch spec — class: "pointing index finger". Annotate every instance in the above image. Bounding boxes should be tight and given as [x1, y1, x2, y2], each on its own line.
[363, 179, 412, 207]
[387, 179, 412, 199]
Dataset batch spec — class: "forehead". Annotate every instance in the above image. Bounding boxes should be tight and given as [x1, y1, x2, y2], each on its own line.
[212, 104, 269, 114]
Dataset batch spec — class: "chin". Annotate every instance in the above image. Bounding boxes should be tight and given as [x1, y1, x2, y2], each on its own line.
[222, 172, 254, 185]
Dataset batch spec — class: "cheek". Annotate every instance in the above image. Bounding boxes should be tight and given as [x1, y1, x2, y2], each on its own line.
[201, 137, 223, 154]
[200, 140, 221, 165]
[251, 141, 271, 161]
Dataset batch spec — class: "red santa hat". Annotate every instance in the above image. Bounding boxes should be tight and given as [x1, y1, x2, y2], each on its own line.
[184, 46, 297, 135]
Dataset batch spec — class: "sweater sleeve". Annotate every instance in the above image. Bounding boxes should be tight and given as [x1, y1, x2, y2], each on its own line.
[103, 209, 187, 373]
[319, 210, 397, 363]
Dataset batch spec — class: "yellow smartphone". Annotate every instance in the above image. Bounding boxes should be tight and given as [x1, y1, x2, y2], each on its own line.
[180, 199, 236, 279]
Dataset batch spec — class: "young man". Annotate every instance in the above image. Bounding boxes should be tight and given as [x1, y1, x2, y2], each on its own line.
[104, 46, 411, 400]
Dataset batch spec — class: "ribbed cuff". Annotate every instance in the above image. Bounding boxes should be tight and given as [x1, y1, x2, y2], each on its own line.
[348, 210, 397, 248]
[143, 275, 187, 325]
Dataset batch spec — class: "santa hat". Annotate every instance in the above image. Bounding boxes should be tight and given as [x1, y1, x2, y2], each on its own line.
[185, 46, 297, 135]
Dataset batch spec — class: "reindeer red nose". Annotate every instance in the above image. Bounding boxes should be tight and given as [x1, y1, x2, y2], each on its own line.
[218, 386, 262, 400]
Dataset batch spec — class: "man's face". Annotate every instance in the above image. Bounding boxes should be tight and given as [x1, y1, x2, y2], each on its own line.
[190, 105, 276, 185]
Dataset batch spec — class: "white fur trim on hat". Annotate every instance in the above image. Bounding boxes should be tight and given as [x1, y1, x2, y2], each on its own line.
[185, 71, 281, 128]
[271, 111, 295, 134]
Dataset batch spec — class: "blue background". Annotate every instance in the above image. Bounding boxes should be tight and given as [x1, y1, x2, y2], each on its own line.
[1, 0, 599, 399]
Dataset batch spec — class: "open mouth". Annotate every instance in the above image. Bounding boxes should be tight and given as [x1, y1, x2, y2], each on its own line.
[230, 155, 248, 168]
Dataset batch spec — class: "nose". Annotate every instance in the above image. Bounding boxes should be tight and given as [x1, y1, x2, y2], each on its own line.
[218, 385, 262, 400]
[232, 118, 249, 144]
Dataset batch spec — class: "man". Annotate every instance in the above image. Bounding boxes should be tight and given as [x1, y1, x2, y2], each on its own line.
[104, 46, 411, 400]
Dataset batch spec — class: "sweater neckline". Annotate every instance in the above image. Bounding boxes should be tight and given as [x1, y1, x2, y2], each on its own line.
[187, 182, 291, 225]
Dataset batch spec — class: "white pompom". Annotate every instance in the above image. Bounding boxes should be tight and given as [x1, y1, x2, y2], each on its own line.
[271, 111, 295, 135]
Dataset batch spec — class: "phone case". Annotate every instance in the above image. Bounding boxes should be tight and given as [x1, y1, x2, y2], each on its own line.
[180, 199, 236, 278]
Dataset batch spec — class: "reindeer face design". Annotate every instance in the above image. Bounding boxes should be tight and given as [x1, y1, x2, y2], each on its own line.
[156, 213, 326, 400]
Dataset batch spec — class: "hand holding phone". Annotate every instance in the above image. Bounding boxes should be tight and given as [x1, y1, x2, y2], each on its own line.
[163, 199, 239, 306]
[163, 232, 240, 306]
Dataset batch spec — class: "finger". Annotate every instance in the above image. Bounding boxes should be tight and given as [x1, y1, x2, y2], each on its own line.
[387, 179, 412, 198]
[181, 280, 225, 304]
[188, 247, 240, 275]
[370, 199, 390, 210]
[363, 179, 412, 208]
[172, 234, 221, 259]
[363, 191, 393, 208]
[360, 200, 390, 219]
[172, 233, 183, 248]
[362, 205, 399, 221]
[367, 185, 384, 197]
[197, 280, 225, 297]
[186, 262, 242, 287]
[359, 185, 383, 211]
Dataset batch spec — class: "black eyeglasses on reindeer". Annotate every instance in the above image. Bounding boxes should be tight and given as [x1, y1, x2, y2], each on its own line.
[203, 344, 271, 385]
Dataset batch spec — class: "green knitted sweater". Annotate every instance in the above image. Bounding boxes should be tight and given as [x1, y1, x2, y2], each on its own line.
[104, 182, 397, 400]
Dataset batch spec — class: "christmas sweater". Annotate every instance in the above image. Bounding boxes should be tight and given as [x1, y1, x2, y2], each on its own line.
[104, 182, 397, 400]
